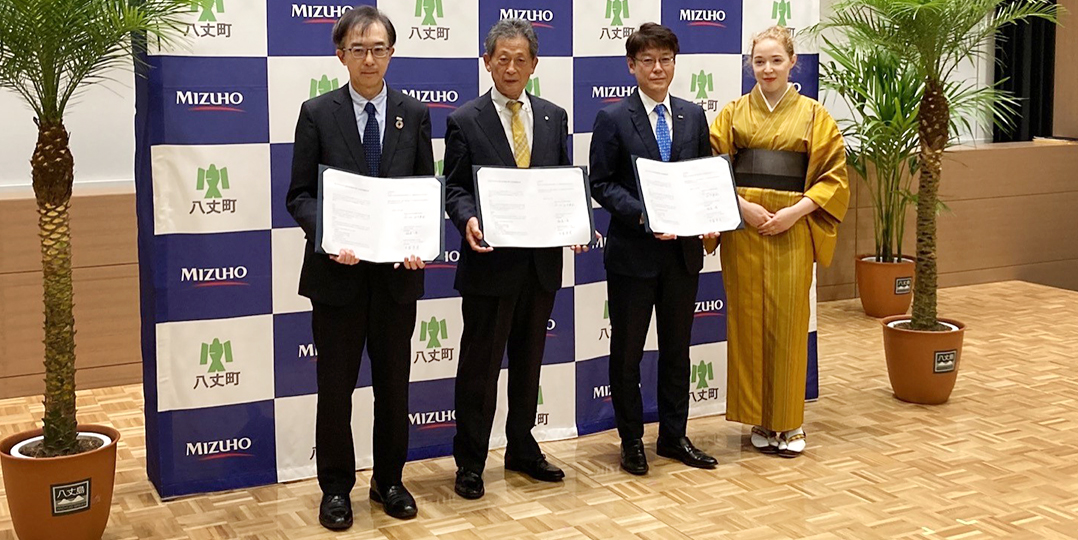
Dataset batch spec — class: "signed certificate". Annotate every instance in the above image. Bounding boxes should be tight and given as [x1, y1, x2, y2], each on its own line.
[633, 155, 743, 236]
[473, 166, 595, 248]
[317, 166, 445, 263]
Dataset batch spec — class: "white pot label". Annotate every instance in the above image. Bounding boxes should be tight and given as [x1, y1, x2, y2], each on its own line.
[51, 479, 91, 516]
[934, 350, 957, 373]
[894, 277, 912, 295]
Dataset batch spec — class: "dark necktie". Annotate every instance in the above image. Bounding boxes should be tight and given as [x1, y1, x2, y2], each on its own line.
[362, 101, 381, 175]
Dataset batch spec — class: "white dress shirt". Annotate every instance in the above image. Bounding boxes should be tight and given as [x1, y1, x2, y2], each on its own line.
[490, 86, 533, 155]
[637, 90, 673, 140]
[348, 80, 387, 147]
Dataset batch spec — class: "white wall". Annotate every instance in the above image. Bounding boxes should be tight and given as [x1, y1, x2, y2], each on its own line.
[0, 66, 135, 196]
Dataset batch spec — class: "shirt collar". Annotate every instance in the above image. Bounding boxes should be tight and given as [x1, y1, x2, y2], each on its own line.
[348, 80, 388, 114]
[491, 85, 531, 113]
[638, 89, 672, 117]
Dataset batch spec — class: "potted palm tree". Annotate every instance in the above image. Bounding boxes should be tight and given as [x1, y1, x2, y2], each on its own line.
[0, 1, 187, 538]
[819, 39, 1018, 319]
[818, 0, 1061, 404]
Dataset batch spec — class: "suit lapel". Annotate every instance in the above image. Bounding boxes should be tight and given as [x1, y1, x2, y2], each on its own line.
[333, 85, 369, 175]
[628, 90, 661, 161]
[476, 91, 516, 167]
[530, 96, 553, 167]
[669, 98, 687, 162]
[380, 87, 404, 177]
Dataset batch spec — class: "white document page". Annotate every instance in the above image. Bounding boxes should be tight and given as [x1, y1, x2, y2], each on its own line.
[634, 155, 742, 236]
[475, 167, 593, 248]
[320, 168, 443, 263]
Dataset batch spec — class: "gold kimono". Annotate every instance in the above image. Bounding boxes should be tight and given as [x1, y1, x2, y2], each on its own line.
[708, 85, 849, 431]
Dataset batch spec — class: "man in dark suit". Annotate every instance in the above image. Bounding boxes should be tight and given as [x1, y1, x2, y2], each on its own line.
[444, 18, 589, 500]
[589, 23, 720, 476]
[286, 6, 433, 529]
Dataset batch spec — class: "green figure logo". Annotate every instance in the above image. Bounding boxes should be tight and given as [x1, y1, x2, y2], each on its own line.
[196, 164, 229, 199]
[537, 385, 544, 406]
[190, 0, 224, 22]
[605, 0, 629, 26]
[691, 71, 713, 100]
[603, 300, 609, 320]
[310, 75, 340, 99]
[415, 0, 443, 26]
[435, 159, 445, 176]
[420, 317, 448, 348]
[525, 77, 541, 97]
[773, 0, 792, 27]
[691, 360, 713, 390]
[200, 338, 234, 373]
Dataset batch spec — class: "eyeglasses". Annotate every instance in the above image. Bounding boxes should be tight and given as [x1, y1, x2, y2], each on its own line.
[634, 56, 675, 68]
[344, 45, 390, 59]
[493, 56, 532, 67]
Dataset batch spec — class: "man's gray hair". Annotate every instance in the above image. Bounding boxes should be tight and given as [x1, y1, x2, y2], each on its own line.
[483, 18, 539, 58]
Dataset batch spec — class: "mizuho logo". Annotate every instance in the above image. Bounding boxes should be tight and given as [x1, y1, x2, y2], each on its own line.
[401, 89, 459, 110]
[680, 9, 726, 27]
[298, 343, 317, 358]
[185, 437, 253, 459]
[291, 4, 351, 22]
[592, 85, 636, 103]
[181, 266, 248, 287]
[694, 299, 724, 316]
[500, 8, 554, 28]
[409, 409, 455, 429]
[176, 91, 244, 112]
[190, 0, 223, 22]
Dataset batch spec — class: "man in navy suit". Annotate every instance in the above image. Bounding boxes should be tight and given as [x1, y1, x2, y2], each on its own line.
[444, 18, 591, 500]
[589, 23, 719, 476]
[286, 6, 433, 529]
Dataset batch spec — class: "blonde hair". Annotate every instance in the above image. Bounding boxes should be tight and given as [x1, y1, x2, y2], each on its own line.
[750, 26, 795, 58]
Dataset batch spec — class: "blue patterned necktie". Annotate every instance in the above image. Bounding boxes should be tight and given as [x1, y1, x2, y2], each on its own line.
[655, 103, 671, 162]
[362, 101, 381, 175]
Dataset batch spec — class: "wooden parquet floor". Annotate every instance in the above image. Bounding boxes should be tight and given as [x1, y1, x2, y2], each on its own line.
[3, 280, 1078, 539]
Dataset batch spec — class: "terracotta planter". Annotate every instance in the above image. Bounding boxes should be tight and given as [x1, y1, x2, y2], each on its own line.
[856, 255, 915, 318]
[1, 424, 120, 540]
[881, 316, 965, 404]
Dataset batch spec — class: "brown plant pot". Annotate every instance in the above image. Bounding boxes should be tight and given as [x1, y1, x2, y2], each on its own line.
[0, 424, 120, 540]
[856, 255, 915, 318]
[881, 316, 965, 405]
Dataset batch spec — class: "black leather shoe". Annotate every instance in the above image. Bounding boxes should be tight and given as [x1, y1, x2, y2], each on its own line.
[620, 439, 649, 475]
[656, 436, 718, 469]
[505, 454, 565, 482]
[318, 493, 353, 531]
[454, 468, 485, 499]
[369, 479, 418, 520]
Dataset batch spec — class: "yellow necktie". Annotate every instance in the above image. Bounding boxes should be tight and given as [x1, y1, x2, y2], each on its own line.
[507, 100, 530, 168]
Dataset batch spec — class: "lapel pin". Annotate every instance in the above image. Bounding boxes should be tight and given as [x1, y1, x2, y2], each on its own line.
[395, 116, 404, 130]
[677, 114, 684, 119]
[544, 115, 549, 121]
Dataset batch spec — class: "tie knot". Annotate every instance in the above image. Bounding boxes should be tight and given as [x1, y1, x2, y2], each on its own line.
[507, 100, 523, 114]
[655, 103, 666, 118]
[364, 102, 376, 115]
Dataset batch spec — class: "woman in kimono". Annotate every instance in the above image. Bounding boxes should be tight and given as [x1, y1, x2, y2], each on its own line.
[707, 26, 849, 457]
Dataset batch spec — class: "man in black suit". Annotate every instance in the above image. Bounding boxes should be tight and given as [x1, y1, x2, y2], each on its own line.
[286, 6, 433, 529]
[444, 18, 589, 500]
[589, 23, 720, 476]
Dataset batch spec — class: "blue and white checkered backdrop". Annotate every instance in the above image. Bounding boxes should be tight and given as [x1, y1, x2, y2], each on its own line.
[135, 0, 822, 498]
